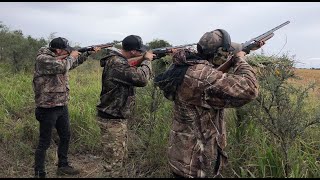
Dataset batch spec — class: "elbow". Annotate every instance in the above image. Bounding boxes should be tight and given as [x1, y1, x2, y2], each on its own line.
[244, 79, 259, 100]
[135, 78, 148, 87]
[246, 87, 259, 100]
[232, 89, 258, 108]
[253, 89, 259, 99]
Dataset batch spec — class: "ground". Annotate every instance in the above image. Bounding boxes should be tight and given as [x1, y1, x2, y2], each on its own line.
[0, 145, 107, 178]
[43, 153, 106, 178]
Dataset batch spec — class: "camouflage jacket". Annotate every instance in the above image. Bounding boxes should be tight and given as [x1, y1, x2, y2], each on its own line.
[96, 51, 152, 119]
[33, 47, 91, 108]
[155, 50, 258, 178]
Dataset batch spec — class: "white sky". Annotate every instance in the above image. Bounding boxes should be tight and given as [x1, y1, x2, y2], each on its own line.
[0, 2, 319, 68]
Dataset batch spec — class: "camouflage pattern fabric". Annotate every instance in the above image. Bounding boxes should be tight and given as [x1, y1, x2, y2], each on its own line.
[96, 51, 152, 176]
[33, 47, 90, 108]
[159, 50, 259, 178]
[96, 51, 152, 119]
[97, 118, 128, 177]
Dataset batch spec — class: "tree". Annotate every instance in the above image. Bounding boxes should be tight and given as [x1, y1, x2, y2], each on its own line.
[0, 23, 9, 62]
[146, 39, 171, 49]
[47, 32, 57, 43]
[0, 22, 47, 72]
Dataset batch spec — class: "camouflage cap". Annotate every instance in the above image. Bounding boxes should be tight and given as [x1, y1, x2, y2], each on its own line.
[197, 30, 242, 55]
[197, 30, 223, 55]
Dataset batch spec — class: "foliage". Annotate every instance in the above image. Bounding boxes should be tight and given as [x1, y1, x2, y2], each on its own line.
[0, 23, 47, 73]
[0, 22, 319, 178]
[146, 39, 171, 50]
[229, 54, 320, 177]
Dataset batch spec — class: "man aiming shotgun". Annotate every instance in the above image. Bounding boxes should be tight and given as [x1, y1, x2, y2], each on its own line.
[154, 20, 290, 178]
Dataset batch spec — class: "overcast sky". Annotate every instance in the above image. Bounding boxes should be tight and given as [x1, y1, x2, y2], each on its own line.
[1, 2, 319, 68]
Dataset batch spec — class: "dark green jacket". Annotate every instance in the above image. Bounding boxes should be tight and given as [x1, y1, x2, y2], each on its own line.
[97, 51, 152, 119]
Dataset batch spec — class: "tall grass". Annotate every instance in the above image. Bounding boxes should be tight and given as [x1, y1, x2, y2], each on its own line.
[67, 60, 102, 153]
[0, 60, 319, 178]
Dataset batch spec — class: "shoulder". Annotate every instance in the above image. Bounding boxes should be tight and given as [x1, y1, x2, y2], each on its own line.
[37, 47, 54, 56]
[101, 52, 128, 68]
[186, 63, 219, 79]
[107, 54, 128, 66]
[36, 47, 55, 59]
[104, 51, 126, 61]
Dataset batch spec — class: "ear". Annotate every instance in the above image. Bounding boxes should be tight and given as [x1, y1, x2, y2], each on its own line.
[56, 49, 67, 56]
[55, 49, 61, 54]
[130, 50, 138, 57]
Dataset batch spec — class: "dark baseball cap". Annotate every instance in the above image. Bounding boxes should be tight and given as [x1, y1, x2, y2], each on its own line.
[122, 35, 148, 52]
[49, 37, 74, 52]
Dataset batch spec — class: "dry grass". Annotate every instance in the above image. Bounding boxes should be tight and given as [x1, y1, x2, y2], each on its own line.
[290, 69, 320, 97]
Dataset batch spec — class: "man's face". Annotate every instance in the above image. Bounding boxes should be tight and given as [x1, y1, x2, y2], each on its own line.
[208, 47, 232, 66]
[129, 49, 143, 58]
[56, 49, 69, 56]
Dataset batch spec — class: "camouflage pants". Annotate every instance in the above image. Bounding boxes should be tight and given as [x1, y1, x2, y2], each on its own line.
[97, 118, 128, 177]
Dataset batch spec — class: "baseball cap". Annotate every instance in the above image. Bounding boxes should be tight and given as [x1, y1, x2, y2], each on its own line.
[122, 35, 148, 52]
[49, 37, 74, 53]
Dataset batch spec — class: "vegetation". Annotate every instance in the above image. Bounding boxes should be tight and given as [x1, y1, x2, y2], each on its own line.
[0, 22, 319, 178]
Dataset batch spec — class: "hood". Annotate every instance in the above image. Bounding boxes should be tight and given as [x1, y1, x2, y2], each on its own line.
[154, 49, 205, 101]
[37, 47, 56, 57]
[100, 50, 125, 67]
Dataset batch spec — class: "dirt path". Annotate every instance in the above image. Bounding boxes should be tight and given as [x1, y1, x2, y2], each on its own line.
[0, 146, 107, 178]
[43, 154, 106, 178]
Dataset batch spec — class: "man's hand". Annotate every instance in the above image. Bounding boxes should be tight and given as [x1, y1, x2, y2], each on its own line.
[235, 51, 247, 58]
[242, 40, 265, 55]
[251, 40, 266, 51]
[93, 47, 102, 52]
[170, 48, 179, 54]
[234, 41, 265, 64]
[143, 51, 156, 61]
[70, 51, 80, 59]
